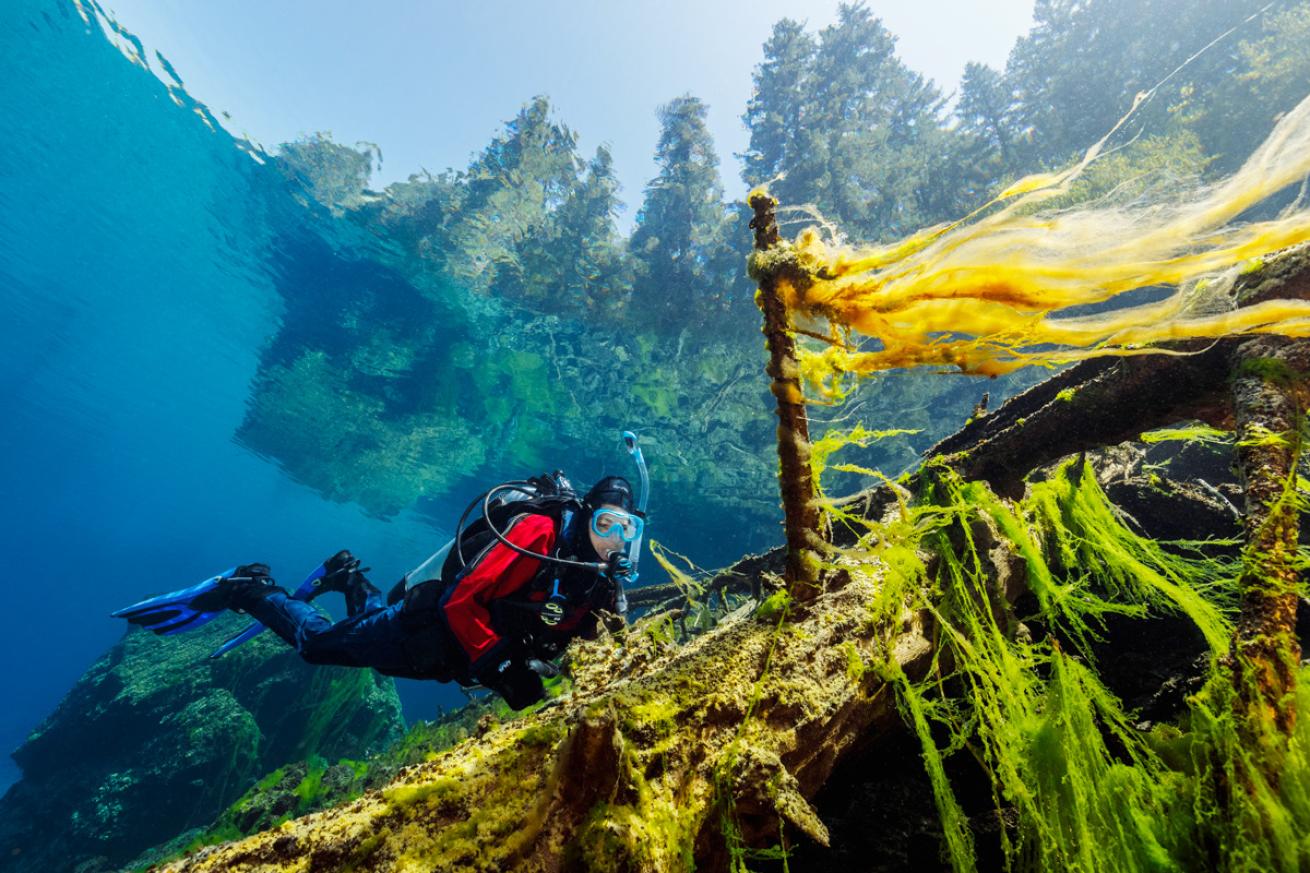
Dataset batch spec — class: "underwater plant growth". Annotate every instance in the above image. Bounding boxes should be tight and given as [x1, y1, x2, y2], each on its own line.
[148, 415, 1308, 871]
[806, 430, 1310, 872]
[747, 81, 1310, 393]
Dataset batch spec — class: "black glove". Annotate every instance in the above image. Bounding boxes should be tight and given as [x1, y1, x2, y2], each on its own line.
[476, 656, 545, 711]
[234, 562, 274, 582]
[191, 564, 278, 612]
[605, 554, 635, 585]
[323, 550, 358, 576]
[319, 550, 369, 591]
[533, 636, 568, 660]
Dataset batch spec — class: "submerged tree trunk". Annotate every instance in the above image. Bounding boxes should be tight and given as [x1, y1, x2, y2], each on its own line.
[748, 191, 826, 600]
[1230, 337, 1308, 738]
[161, 566, 952, 872]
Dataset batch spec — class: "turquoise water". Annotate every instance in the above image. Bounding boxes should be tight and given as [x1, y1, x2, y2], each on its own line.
[0, 0, 482, 789]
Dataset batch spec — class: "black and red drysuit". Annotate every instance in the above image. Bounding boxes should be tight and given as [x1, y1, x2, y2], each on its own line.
[241, 511, 616, 709]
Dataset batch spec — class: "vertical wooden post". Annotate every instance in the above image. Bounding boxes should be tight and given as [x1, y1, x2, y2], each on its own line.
[1230, 337, 1306, 738]
[749, 191, 825, 600]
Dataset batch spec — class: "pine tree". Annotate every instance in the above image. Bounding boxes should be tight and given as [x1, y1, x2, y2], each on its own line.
[1006, 0, 1273, 167]
[629, 95, 738, 330]
[498, 144, 629, 315]
[957, 63, 1020, 172]
[740, 3, 951, 241]
[741, 18, 816, 192]
[1177, 2, 1310, 171]
[446, 96, 583, 296]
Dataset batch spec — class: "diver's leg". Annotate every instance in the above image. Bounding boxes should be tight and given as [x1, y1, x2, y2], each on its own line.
[239, 592, 337, 656]
[241, 593, 416, 674]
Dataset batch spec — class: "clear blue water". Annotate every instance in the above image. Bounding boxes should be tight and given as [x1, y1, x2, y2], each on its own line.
[0, 0, 485, 790]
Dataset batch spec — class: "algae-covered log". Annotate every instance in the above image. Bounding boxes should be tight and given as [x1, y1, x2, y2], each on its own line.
[1230, 336, 1309, 737]
[158, 566, 950, 872]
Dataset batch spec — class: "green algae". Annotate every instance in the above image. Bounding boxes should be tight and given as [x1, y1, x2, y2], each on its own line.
[154, 431, 1303, 872]
[803, 425, 1308, 872]
[840, 640, 867, 683]
[381, 775, 463, 810]
[1235, 355, 1304, 388]
[1024, 460, 1238, 653]
[1140, 424, 1234, 445]
[754, 591, 791, 623]
[887, 662, 974, 873]
[869, 467, 1204, 871]
[898, 478, 1298, 870]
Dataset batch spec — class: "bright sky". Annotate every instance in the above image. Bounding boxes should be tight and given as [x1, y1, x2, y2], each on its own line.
[102, 0, 1035, 228]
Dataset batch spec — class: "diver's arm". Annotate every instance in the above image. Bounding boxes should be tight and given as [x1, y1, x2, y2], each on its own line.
[441, 513, 556, 672]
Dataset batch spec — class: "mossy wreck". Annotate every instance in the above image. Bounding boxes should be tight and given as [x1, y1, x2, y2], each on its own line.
[147, 248, 1310, 871]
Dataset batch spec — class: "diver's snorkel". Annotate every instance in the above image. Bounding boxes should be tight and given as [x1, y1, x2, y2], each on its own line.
[616, 430, 651, 615]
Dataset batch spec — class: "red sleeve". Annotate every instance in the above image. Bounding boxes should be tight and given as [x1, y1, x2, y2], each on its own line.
[442, 513, 557, 667]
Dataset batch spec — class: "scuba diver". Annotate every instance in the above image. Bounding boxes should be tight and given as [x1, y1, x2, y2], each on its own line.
[113, 434, 651, 711]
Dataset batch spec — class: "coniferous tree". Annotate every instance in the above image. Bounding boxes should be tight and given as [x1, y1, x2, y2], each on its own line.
[556, 145, 630, 314]
[498, 144, 629, 315]
[1176, 2, 1310, 171]
[953, 62, 1022, 199]
[447, 96, 583, 297]
[740, 3, 951, 242]
[810, 3, 949, 239]
[741, 18, 815, 193]
[629, 95, 739, 330]
[1006, 0, 1274, 167]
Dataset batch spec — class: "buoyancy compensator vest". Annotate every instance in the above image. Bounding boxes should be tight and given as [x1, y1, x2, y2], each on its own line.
[384, 472, 612, 679]
[443, 471, 599, 584]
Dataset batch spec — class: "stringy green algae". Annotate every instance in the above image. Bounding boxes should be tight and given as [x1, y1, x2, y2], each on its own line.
[807, 428, 1309, 873]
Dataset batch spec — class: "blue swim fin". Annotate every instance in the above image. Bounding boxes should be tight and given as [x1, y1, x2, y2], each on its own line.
[111, 567, 237, 636]
[207, 562, 327, 659]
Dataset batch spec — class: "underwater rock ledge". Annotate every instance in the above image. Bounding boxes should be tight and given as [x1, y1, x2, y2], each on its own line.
[0, 618, 404, 873]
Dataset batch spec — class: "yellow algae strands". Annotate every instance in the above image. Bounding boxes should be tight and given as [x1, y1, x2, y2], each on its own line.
[779, 92, 1310, 385]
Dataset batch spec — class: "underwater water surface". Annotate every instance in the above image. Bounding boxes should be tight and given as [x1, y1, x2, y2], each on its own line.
[0, 0, 489, 790]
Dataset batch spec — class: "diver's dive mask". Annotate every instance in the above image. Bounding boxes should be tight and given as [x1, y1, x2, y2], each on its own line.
[590, 508, 644, 543]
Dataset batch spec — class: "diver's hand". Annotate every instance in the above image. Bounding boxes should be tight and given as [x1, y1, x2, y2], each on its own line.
[605, 554, 635, 583]
[319, 550, 370, 589]
[477, 657, 545, 711]
[231, 563, 274, 583]
[526, 658, 561, 678]
[323, 550, 359, 576]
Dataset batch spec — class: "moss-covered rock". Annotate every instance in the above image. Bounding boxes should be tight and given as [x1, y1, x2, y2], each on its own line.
[0, 618, 404, 873]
